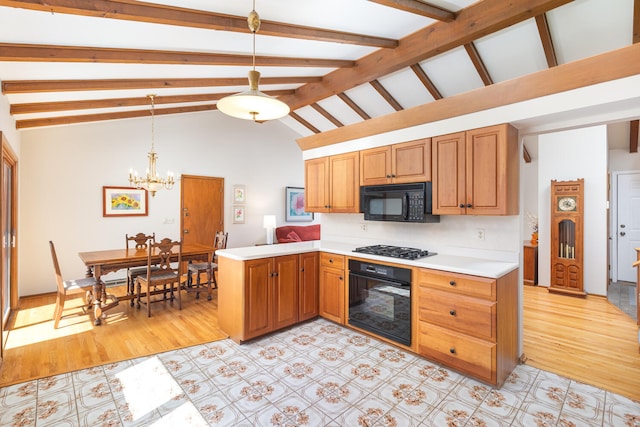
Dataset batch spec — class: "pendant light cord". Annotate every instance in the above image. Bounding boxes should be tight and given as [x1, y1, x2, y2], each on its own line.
[150, 94, 155, 152]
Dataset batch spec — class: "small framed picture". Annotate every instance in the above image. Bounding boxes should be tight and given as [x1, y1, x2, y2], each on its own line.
[103, 186, 148, 217]
[285, 186, 313, 222]
[233, 185, 246, 204]
[233, 205, 245, 224]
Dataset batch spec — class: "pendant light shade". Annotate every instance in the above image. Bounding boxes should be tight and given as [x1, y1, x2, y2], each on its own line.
[217, 2, 290, 121]
[217, 70, 290, 121]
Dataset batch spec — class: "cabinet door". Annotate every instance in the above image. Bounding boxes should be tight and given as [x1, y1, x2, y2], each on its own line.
[319, 267, 345, 324]
[329, 152, 360, 213]
[244, 258, 272, 340]
[360, 146, 392, 186]
[299, 252, 319, 321]
[466, 124, 519, 215]
[392, 139, 431, 184]
[305, 157, 330, 213]
[272, 255, 299, 330]
[432, 132, 466, 215]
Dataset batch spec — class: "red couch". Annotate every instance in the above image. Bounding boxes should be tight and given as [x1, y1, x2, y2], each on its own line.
[276, 224, 320, 243]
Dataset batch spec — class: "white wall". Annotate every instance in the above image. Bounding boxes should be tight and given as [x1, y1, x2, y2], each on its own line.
[18, 111, 312, 296]
[538, 125, 609, 295]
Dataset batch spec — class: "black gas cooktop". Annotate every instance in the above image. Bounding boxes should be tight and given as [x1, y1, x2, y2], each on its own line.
[353, 245, 436, 260]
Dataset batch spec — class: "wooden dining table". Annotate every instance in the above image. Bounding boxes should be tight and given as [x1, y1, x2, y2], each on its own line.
[78, 243, 213, 325]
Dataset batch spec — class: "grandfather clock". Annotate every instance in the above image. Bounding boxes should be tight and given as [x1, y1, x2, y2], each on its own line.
[549, 179, 586, 296]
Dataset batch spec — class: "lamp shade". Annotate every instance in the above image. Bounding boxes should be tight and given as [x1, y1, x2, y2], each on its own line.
[263, 215, 276, 229]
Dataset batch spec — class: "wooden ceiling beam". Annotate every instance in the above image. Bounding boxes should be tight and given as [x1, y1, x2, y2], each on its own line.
[336, 93, 371, 120]
[410, 64, 442, 100]
[367, 0, 455, 22]
[535, 13, 558, 67]
[297, 42, 640, 150]
[370, 80, 403, 111]
[289, 112, 320, 134]
[523, 144, 532, 163]
[281, 0, 574, 111]
[10, 90, 294, 114]
[15, 104, 216, 129]
[464, 42, 493, 86]
[0, 0, 397, 48]
[634, 0, 640, 43]
[1, 77, 320, 94]
[310, 103, 344, 127]
[0, 43, 354, 68]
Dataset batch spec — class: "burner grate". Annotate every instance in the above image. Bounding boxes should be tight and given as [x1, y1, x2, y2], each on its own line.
[353, 244, 435, 260]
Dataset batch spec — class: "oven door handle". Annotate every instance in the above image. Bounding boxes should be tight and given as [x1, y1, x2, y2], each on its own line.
[348, 271, 410, 287]
[403, 192, 409, 220]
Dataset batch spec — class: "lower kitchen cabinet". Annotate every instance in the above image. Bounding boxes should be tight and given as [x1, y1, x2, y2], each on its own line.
[319, 252, 345, 324]
[218, 254, 302, 343]
[416, 268, 518, 387]
[298, 252, 319, 322]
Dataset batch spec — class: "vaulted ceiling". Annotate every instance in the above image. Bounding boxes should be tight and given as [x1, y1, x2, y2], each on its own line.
[0, 0, 637, 152]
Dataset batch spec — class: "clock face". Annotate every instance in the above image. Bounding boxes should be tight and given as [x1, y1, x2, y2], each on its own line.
[557, 196, 577, 212]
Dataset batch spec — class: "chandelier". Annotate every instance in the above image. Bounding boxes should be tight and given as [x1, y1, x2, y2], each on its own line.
[216, 0, 290, 121]
[128, 94, 175, 197]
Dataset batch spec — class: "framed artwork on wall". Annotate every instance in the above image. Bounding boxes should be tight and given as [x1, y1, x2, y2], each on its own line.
[233, 185, 246, 204]
[285, 186, 313, 222]
[233, 205, 245, 224]
[103, 186, 148, 217]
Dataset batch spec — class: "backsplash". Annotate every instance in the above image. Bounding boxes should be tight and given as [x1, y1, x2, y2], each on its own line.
[321, 213, 520, 263]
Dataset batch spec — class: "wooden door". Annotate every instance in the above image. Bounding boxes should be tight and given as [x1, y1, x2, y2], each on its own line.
[304, 157, 330, 212]
[392, 139, 431, 184]
[329, 152, 360, 213]
[432, 132, 466, 215]
[181, 175, 224, 247]
[1, 134, 18, 364]
[272, 255, 299, 330]
[298, 252, 319, 321]
[244, 258, 272, 340]
[360, 146, 391, 186]
[319, 266, 345, 324]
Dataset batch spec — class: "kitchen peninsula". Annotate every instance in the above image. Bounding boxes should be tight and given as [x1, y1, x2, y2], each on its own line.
[216, 241, 519, 387]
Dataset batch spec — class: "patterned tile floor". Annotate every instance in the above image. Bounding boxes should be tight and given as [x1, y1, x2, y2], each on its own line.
[1, 318, 639, 427]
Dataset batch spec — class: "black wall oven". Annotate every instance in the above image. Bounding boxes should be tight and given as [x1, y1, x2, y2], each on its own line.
[348, 259, 411, 346]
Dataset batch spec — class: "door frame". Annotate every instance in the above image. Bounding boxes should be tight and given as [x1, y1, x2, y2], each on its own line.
[610, 170, 640, 283]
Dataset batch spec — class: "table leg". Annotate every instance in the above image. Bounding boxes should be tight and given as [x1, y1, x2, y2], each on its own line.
[93, 279, 104, 326]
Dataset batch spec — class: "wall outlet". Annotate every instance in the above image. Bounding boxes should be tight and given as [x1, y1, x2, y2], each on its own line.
[360, 223, 367, 231]
[476, 228, 485, 240]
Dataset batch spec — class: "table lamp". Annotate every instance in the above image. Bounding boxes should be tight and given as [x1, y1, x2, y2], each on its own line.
[263, 215, 276, 245]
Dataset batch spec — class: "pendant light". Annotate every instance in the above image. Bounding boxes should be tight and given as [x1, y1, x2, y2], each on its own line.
[217, 1, 290, 121]
[128, 94, 175, 197]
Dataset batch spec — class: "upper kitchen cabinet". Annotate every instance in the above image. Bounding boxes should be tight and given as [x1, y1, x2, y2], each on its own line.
[432, 124, 519, 216]
[360, 139, 431, 186]
[305, 152, 360, 213]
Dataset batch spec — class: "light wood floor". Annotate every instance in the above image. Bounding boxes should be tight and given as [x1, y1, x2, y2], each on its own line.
[523, 285, 640, 401]
[1, 284, 639, 401]
[0, 285, 227, 387]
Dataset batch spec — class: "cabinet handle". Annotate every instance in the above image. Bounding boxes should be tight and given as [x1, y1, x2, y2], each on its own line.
[449, 310, 456, 316]
[386, 174, 391, 178]
[449, 280, 456, 286]
[449, 348, 456, 354]
[391, 174, 396, 178]
[329, 259, 333, 263]
[459, 204, 465, 208]
[339, 276, 343, 280]
[301, 268, 305, 272]
[466, 203, 472, 208]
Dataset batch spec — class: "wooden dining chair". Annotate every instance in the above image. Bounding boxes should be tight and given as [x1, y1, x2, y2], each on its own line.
[125, 232, 158, 306]
[50, 240, 96, 328]
[135, 237, 182, 317]
[185, 231, 228, 300]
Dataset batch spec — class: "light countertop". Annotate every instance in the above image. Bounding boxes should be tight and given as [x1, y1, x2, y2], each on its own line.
[216, 240, 518, 279]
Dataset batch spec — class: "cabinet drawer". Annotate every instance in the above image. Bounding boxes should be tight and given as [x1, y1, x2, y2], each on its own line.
[418, 289, 496, 341]
[418, 269, 496, 300]
[418, 321, 496, 384]
[320, 252, 345, 269]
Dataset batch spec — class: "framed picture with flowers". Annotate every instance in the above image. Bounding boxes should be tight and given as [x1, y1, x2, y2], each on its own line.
[102, 186, 148, 217]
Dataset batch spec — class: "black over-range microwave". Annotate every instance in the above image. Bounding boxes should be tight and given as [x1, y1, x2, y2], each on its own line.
[360, 182, 440, 223]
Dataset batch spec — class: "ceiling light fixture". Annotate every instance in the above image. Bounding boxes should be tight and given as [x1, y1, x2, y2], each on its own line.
[216, 0, 290, 121]
[129, 94, 175, 197]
